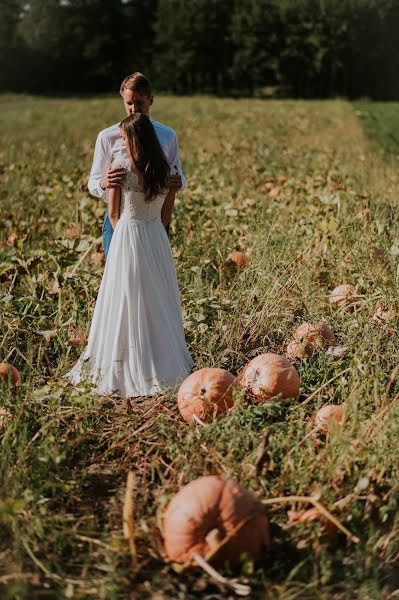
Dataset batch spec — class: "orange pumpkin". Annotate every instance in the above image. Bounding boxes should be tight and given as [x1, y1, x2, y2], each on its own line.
[287, 321, 337, 361]
[0, 363, 20, 389]
[315, 404, 344, 434]
[239, 353, 300, 401]
[329, 284, 357, 306]
[293, 322, 336, 348]
[226, 251, 249, 268]
[177, 368, 236, 422]
[163, 475, 270, 566]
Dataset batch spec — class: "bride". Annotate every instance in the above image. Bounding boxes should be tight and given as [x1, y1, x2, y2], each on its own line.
[66, 113, 193, 397]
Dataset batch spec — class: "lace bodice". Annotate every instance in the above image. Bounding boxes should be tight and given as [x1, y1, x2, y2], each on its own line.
[113, 154, 167, 223]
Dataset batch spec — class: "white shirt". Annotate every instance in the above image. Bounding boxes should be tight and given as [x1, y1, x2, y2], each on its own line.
[88, 119, 186, 200]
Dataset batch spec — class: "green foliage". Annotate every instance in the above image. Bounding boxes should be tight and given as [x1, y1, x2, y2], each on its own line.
[2, 0, 399, 98]
[354, 102, 399, 156]
[153, 0, 234, 94]
[1, 94, 399, 597]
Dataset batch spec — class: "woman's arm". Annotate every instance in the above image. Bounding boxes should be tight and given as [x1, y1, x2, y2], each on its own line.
[108, 186, 120, 229]
[161, 189, 177, 227]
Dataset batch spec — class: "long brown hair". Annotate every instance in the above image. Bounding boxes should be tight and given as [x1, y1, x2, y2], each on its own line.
[119, 113, 170, 201]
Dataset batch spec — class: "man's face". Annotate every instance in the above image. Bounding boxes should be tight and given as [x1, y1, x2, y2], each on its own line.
[122, 89, 153, 116]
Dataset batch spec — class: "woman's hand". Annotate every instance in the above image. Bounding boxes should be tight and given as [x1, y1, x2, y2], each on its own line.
[168, 173, 182, 191]
[101, 165, 125, 190]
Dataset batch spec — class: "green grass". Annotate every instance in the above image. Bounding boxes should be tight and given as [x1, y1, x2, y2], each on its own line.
[1, 94, 399, 599]
[354, 101, 399, 156]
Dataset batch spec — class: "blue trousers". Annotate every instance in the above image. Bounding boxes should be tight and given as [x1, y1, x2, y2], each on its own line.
[102, 212, 113, 258]
[102, 212, 170, 258]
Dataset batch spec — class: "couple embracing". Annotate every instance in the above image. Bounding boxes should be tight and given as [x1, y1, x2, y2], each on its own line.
[66, 72, 193, 398]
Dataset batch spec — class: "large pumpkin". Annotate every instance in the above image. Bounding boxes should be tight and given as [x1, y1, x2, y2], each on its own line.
[163, 475, 270, 566]
[177, 368, 236, 422]
[0, 363, 21, 389]
[239, 353, 300, 402]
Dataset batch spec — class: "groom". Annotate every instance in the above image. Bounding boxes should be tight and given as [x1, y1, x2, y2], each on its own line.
[88, 72, 186, 256]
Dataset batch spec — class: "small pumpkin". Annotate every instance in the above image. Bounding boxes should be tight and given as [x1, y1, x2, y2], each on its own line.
[287, 322, 337, 361]
[0, 363, 21, 389]
[239, 353, 300, 402]
[293, 322, 336, 348]
[329, 284, 357, 307]
[226, 251, 249, 268]
[163, 475, 270, 566]
[315, 404, 344, 435]
[177, 368, 236, 422]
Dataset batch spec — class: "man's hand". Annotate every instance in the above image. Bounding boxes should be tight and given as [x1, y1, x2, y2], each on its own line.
[168, 173, 182, 191]
[100, 165, 125, 190]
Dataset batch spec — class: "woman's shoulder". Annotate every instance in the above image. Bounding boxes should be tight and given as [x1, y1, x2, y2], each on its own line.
[112, 142, 131, 169]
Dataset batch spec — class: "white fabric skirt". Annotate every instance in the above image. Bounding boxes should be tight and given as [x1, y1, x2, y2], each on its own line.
[65, 216, 193, 397]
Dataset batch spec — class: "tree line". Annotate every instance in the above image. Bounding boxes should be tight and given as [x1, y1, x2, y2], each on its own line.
[1, 0, 399, 99]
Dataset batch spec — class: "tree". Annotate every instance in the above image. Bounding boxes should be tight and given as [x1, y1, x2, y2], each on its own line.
[153, 0, 234, 94]
[228, 0, 281, 94]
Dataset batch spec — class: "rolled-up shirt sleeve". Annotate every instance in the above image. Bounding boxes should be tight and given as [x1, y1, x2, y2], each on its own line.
[88, 131, 111, 200]
[168, 132, 187, 190]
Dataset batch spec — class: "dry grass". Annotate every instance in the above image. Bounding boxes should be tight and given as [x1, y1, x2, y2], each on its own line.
[0, 94, 399, 599]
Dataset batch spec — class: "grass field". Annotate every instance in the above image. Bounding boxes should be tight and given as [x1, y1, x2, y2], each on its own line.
[354, 102, 399, 157]
[1, 95, 399, 599]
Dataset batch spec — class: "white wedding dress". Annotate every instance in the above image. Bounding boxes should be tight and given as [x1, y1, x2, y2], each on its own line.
[65, 161, 193, 397]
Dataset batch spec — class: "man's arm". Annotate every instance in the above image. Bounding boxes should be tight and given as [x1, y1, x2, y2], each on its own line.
[168, 132, 186, 191]
[88, 131, 125, 200]
[88, 132, 110, 199]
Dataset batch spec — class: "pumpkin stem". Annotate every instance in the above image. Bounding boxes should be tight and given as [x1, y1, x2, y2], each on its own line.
[192, 552, 251, 597]
[192, 414, 207, 427]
